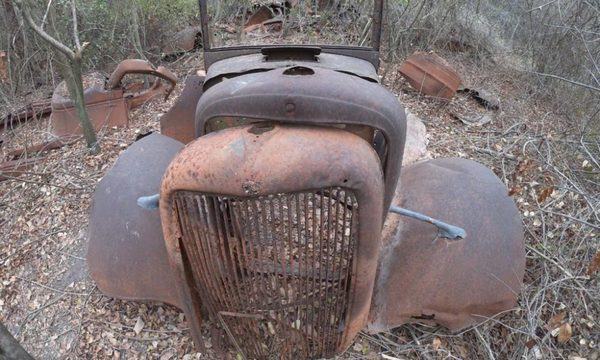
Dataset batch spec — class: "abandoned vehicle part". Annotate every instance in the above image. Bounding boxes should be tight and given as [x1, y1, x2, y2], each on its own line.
[160, 74, 205, 144]
[87, 134, 183, 307]
[159, 125, 384, 358]
[51, 59, 177, 138]
[0, 99, 52, 133]
[137, 193, 160, 209]
[87, 1, 525, 358]
[368, 158, 525, 332]
[195, 64, 407, 214]
[389, 206, 467, 240]
[0, 156, 47, 182]
[198, 0, 385, 69]
[399, 52, 461, 99]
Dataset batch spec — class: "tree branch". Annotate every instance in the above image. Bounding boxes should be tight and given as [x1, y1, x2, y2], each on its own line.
[41, 0, 54, 30]
[71, 0, 81, 48]
[527, 70, 600, 93]
[15, 0, 75, 60]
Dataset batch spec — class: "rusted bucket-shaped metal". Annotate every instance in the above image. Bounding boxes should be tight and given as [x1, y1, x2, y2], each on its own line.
[399, 52, 461, 99]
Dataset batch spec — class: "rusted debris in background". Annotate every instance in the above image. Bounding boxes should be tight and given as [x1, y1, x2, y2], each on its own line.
[399, 52, 461, 99]
[2, 60, 176, 184]
[459, 87, 501, 110]
[245, 6, 274, 30]
[244, 3, 289, 33]
[7, 137, 79, 159]
[51, 59, 177, 138]
[162, 26, 203, 62]
[0, 156, 46, 182]
[0, 99, 52, 133]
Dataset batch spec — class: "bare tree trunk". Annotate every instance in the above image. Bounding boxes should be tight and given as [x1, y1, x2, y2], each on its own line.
[0, 322, 35, 360]
[15, 0, 99, 153]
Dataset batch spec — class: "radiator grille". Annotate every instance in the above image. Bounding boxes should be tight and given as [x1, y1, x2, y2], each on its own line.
[173, 188, 359, 359]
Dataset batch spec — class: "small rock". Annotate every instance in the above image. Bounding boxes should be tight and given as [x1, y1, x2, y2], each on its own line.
[402, 110, 431, 166]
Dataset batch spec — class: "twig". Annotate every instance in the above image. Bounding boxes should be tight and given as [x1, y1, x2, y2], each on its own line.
[474, 327, 495, 360]
[40, 0, 54, 30]
[527, 0, 560, 12]
[14, 276, 91, 296]
[71, 0, 81, 49]
[525, 70, 600, 93]
[15, 0, 75, 60]
[541, 210, 600, 230]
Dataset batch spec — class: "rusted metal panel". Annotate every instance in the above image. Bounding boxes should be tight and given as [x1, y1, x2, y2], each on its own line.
[0, 99, 52, 133]
[160, 74, 205, 144]
[87, 134, 184, 307]
[51, 89, 129, 138]
[51, 60, 177, 138]
[399, 52, 461, 99]
[368, 158, 525, 332]
[7, 137, 78, 158]
[0, 156, 46, 182]
[195, 65, 406, 214]
[204, 53, 379, 87]
[160, 125, 384, 358]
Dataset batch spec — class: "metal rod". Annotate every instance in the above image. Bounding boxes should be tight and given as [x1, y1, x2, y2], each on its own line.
[371, 0, 385, 52]
[389, 206, 466, 240]
[137, 193, 159, 209]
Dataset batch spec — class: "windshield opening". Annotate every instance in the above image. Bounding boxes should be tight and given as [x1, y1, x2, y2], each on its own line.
[204, 0, 376, 49]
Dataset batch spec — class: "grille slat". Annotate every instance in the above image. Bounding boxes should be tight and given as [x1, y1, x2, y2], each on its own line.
[174, 188, 359, 359]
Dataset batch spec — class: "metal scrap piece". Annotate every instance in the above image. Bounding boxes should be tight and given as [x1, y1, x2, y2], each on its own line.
[369, 157, 525, 332]
[399, 52, 461, 99]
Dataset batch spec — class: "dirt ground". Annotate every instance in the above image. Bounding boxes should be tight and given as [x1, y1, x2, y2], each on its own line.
[1, 51, 598, 359]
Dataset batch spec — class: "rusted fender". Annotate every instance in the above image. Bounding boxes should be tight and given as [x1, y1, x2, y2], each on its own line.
[368, 158, 525, 332]
[87, 134, 184, 307]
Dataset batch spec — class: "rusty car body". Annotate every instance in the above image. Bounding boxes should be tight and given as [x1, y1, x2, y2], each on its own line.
[87, 1, 525, 358]
[51, 59, 177, 138]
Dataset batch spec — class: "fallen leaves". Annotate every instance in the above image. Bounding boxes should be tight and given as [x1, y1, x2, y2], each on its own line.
[537, 186, 555, 203]
[546, 313, 573, 344]
[133, 317, 145, 335]
[558, 323, 573, 344]
[432, 337, 443, 351]
[587, 252, 600, 276]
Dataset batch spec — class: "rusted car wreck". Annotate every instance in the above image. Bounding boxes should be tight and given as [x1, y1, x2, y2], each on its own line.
[87, 1, 525, 358]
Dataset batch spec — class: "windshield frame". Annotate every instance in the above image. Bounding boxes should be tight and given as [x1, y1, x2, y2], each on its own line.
[197, 0, 384, 69]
